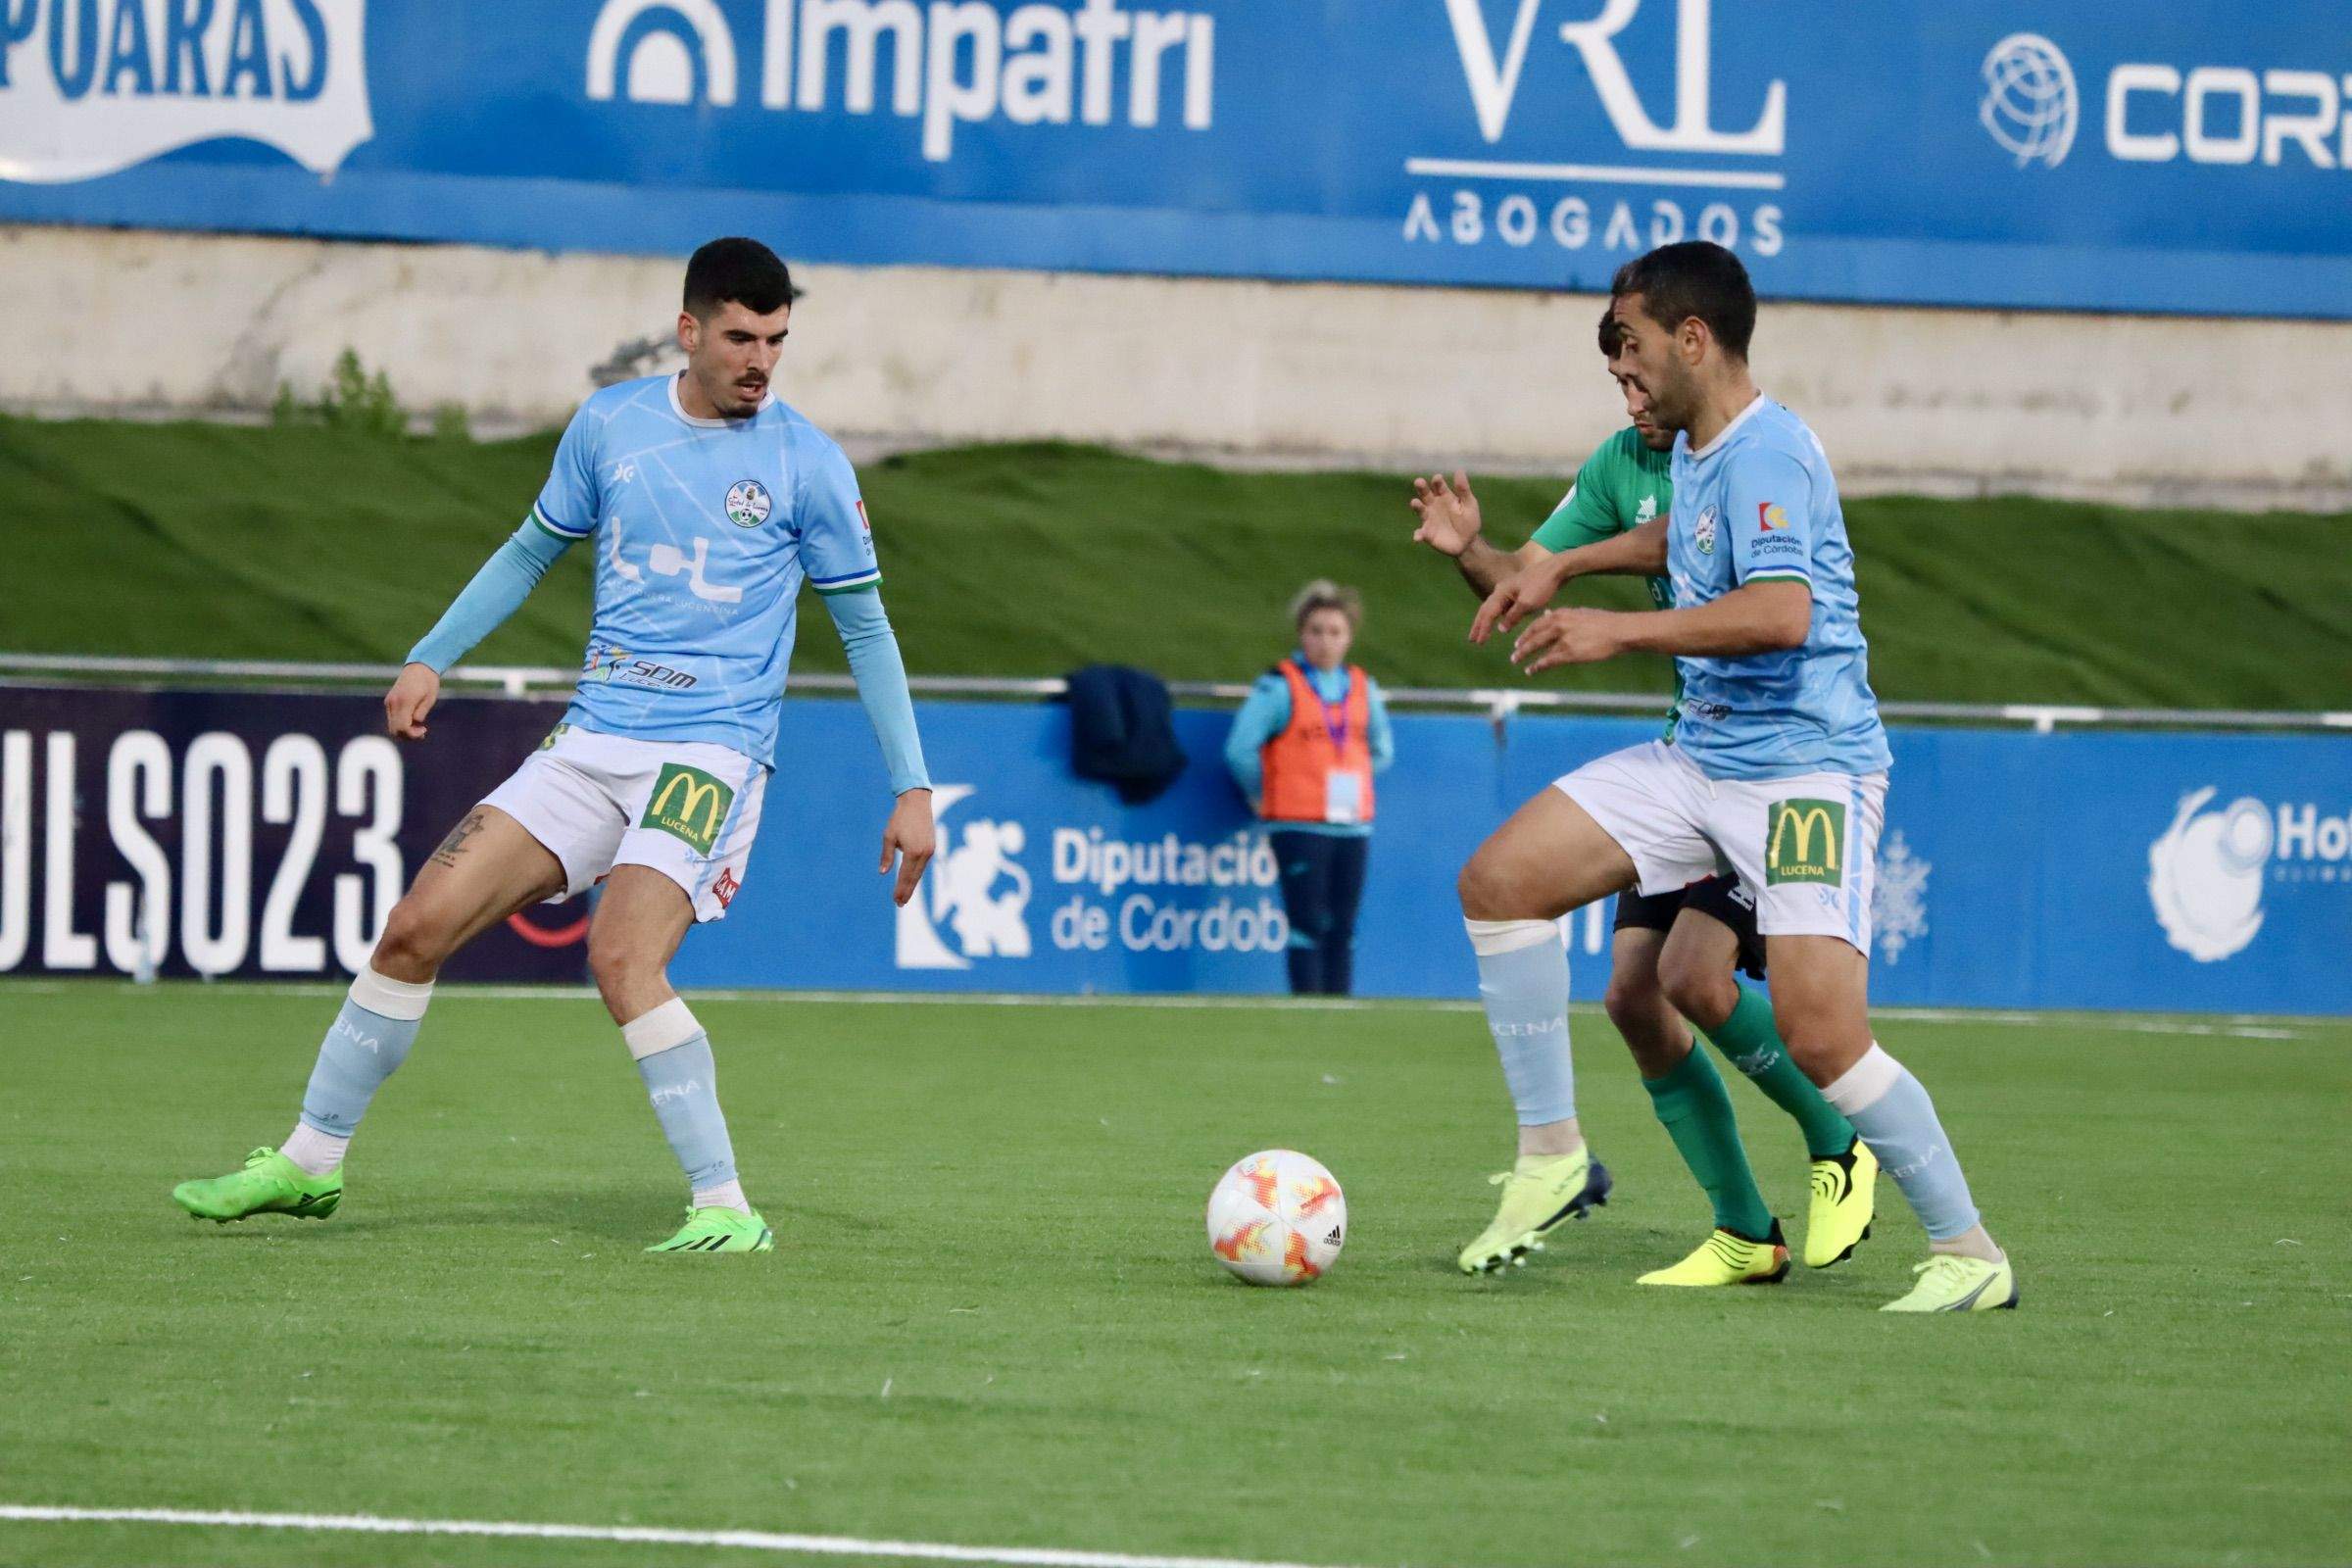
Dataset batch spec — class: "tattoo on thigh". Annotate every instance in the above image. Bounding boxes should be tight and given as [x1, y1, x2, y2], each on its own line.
[432, 809, 487, 869]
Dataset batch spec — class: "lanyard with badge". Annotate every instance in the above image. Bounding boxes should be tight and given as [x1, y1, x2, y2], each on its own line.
[1310, 669, 1365, 825]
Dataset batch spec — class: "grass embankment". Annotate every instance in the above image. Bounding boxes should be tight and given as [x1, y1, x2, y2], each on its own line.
[6, 416, 2348, 708]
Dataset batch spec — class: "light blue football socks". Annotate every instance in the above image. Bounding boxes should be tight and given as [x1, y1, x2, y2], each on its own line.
[1823, 1044, 1984, 1245]
[623, 999, 748, 1211]
[283, 966, 434, 1175]
[1465, 919, 1579, 1126]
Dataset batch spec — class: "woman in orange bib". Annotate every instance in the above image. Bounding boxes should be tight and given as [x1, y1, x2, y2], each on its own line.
[1222, 581, 1396, 995]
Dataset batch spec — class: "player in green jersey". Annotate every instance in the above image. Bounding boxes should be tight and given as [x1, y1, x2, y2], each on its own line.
[1409, 306, 1875, 1286]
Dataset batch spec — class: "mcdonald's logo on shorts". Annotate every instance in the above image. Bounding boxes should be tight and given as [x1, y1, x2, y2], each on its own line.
[1766, 799, 1845, 887]
[643, 763, 735, 857]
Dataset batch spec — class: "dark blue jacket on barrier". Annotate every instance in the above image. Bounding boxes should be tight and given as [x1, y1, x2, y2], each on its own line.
[1064, 664, 1188, 805]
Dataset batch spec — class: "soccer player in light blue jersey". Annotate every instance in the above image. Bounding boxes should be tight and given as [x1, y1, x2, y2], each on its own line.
[172, 239, 936, 1255]
[1467, 242, 2015, 1312]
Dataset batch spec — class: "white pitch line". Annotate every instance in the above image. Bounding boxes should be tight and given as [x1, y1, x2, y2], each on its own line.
[0, 1505, 1376, 1568]
[1871, 1006, 2303, 1040]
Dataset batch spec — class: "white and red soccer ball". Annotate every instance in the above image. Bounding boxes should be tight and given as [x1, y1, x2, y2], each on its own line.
[1205, 1150, 1347, 1287]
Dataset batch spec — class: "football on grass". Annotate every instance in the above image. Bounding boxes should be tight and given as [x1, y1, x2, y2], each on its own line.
[1205, 1150, 1347, 1286]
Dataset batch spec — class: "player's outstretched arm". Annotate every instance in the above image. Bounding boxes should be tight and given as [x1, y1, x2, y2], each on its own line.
[821, 586, 936, 906]
[1470, 515, 1669, 644]
[1565, 513, 1668, 577]
[1411, 471, 1532, 598]
[391, 520, 577, 740]
[1510, 580, 1810, 673]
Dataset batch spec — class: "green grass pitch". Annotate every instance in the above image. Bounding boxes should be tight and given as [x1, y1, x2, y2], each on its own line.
[1, 984, 2345, 1568]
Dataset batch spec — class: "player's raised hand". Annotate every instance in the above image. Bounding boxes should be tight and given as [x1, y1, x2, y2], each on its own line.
[1511, 608, 1625, 673]
[880, 788, 938, 907]
[1409, 470, 1483, 558]
[1470, 553, 1572, 644]
[384, 662, 440, 741]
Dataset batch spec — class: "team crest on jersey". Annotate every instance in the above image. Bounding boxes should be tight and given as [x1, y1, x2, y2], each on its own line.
[1634, 494, 1658, 525]
[1693, 506, 1718, 556]
[724, 479, 773, 528]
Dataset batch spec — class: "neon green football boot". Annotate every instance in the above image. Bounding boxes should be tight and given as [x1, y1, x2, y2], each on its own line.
[1637, 1220, 1790, 1287]
[171, 1148, 342, 1223]
[1804, 1139, 1879, 1268]
[1456, 1148, 1612, 1274]
[646, 1205, 775, 1254]
[1881, 1253, 2019, 1313]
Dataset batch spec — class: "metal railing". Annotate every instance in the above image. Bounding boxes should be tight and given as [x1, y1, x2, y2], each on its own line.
[1, 652, 2346, 733]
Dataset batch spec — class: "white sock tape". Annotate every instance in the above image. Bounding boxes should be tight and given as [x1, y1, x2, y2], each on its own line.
[349, 965, 434, 1022]
[621, 998, 704, 1061]
[1463, 917, 1563, 957]
[1821, 1042, 1903, 1116]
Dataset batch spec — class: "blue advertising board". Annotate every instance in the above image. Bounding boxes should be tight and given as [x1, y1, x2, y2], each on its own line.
[2, 2, 2348, 317]
[2, 684, 2343, 1012]
[677, 698, 2352, 1014]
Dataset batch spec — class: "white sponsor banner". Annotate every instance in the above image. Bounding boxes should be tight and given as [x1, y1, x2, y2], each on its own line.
[0, 0, 371, 183]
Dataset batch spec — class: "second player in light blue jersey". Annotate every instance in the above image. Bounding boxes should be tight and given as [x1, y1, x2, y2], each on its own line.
[1662, 394, 1890, 780]
[1414, 306, 1871, 1289]
[171, 239, 933, 1257]
[1459, 243, 2015, 1313]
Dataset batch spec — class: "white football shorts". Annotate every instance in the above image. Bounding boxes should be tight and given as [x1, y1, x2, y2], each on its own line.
[1554, 739, 1886, 954]
[481, 723, 766, 923]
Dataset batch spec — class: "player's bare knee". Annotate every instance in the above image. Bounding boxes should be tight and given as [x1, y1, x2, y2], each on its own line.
[1777, 1033, 1840, 1087]
[1603, 978, 1684, 1074]
[1658, 952, 1736, 1029]
[1457, 848, 1538, 922]
[586, 925, 647, 993]
[1602, 970, 1663, 1037]
[1770, 1000, 1868, 1085]
[371, 897, 453, 981]
[1455, 856, 1495, 919]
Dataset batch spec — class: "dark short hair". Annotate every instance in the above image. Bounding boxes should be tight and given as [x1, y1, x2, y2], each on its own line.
[683, 237, 796, 318]
[1609, 241, 1755, 360]
[1596, 302, 1623, 359]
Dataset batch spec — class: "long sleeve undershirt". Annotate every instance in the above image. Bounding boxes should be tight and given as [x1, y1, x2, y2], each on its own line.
[822, 587, 930, 797]
[406, 519, 571, 673]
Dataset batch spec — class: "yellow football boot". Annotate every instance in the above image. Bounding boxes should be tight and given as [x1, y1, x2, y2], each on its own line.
[1637, 1220, 1790, 1286]
[1456, 1148, 1612, 1274]
[1881, 1252, 2019, 1312]
[1804, 1139, 1879, 1267]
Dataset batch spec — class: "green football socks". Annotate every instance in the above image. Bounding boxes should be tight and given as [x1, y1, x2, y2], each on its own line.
[1642, 1047, 1775, 1241]
[1709, 983, 1857, 1160]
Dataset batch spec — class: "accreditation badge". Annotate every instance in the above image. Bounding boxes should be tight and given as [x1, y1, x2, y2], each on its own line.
[1324, 771, 1365, 825]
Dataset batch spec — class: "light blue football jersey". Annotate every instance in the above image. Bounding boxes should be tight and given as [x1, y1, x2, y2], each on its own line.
[529, 373, 882, 769]
[1664, 396, 1892, 781]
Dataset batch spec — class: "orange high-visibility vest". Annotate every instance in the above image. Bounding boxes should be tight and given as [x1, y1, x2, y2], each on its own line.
[1261, 661, 1375, 825]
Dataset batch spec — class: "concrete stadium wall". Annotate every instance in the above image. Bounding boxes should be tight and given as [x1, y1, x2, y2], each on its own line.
[7, 223, 2345, 509]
